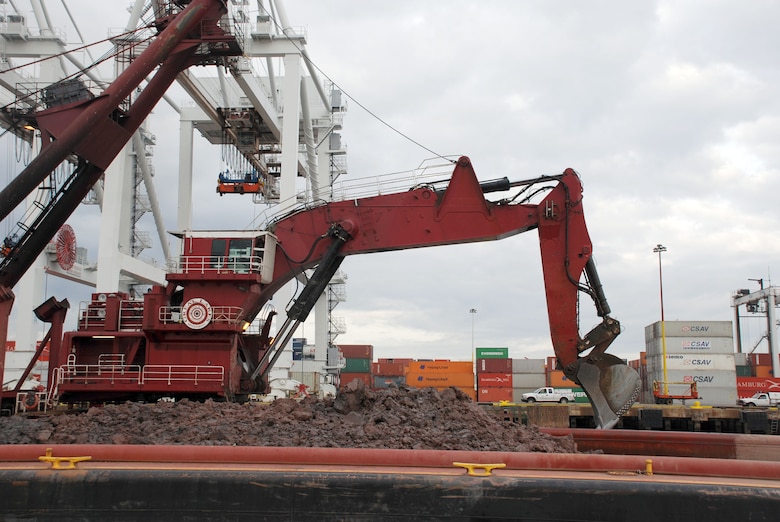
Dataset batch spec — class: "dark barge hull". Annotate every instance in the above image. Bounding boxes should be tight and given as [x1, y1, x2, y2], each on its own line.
[1, 440, 779, 521]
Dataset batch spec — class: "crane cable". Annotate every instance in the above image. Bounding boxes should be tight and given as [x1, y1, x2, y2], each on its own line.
[258, 4, 451, 164]
[0, 24, 156, 113]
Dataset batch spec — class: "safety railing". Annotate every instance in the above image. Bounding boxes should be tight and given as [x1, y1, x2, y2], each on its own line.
[59, 364, 143, 384]
[57, 363, 224, 387]
[118, 301, 144, 330]
[98, 353, 126, 367]
[253, 157, 460, 229]
[78, 299, 146, 331]
[78, 302, 107, 329]
[167, 255, 263, 275]
[142, 365, 225, 386]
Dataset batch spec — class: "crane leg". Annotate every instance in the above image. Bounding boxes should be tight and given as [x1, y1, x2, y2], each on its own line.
[0, 287, 14, 410]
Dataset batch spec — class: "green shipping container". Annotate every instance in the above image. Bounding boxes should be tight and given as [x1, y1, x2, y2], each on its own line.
[476, 347, 509, 359]
[343, 358, 372, 373]
[572, 388, 590, 404]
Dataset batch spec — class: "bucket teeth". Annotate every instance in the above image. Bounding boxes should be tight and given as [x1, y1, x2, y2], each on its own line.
[575, 354, 640, 429]
[615, 385, 640, 417]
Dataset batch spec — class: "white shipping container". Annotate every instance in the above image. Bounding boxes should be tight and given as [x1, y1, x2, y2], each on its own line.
[647, 368, 737, 389]
[290, 359, 321, 373]
[5, 351, 38, 369]
[694, 387, 739, 408]
[510, 372, 546, 389]
[644, 321, 733, 341]
[267, 367, 290, 381]
[646, 337, 734, 356]
[645, 383, 738, 407]
[511, 359, 545, 374]
[646, 353, 735, 371]
[295, 371, 319, 391]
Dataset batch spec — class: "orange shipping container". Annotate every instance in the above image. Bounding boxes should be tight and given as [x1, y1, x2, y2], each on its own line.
[546, 369, 575, 387]
[408, 361, 473, 374]
[754, 365, 773, 378]
[372, 362, 407, 377]
[338, 372, 372, 388]
[406, 372, 475, 388]
[477, 373, 512, 388]
[477, 387, 512, 402]
[749, 353, 772, 367]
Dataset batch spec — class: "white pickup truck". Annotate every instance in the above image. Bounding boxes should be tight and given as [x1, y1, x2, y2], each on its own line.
[738, 391, 780, 407]
[521, 387, 575, 404]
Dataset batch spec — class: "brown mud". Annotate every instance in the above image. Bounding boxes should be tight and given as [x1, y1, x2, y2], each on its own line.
[0, 380, 576, 452]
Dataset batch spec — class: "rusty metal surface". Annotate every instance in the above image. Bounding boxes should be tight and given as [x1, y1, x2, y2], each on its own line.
[0, 457, 778, 521]
[2, 444, 780, 479]
[541, 427, 780, 461]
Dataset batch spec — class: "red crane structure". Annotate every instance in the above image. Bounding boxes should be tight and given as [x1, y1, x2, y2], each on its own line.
[0, 0, 639, 429]
[0, 0, 241, 411]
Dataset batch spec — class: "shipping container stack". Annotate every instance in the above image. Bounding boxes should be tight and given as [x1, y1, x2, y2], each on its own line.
[406, 360, 476, 401]
[737, 353, 780, 399]
[545, 356, 578, 389]
[372, 359, 410, 389]
[290, 338, 317, 392]
[628, 352, 648, 403]
[338, 344, 373, 389]
[543, 356, 591, 403]
[645, 321, 737, 406]
[475, 347, 511, 403]
[735, 352, 750, 378]
[510, 358, 546, 403]
[748, 352, 775, 378]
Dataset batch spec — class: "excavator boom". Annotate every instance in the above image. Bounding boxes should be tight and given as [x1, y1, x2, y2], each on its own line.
[263, 156, 639, 428]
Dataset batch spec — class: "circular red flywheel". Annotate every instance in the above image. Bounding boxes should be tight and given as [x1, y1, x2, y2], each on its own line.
[55, 224, 77, 271]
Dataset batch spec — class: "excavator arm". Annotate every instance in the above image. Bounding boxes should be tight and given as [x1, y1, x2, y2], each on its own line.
[263, 156, 639, 428]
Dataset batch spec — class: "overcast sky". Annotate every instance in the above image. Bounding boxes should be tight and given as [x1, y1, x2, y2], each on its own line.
[280, 1, 780, 363]
[4, 1, 780, 364]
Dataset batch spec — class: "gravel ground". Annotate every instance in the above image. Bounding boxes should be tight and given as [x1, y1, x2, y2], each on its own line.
[0, 380, 576, 453]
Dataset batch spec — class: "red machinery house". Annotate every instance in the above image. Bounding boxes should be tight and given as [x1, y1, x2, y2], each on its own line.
[52, 231, 278, 404]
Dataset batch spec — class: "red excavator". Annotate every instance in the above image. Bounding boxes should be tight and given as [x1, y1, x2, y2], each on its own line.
[4, 155, 639, 429]
[0, 0, 638, 429]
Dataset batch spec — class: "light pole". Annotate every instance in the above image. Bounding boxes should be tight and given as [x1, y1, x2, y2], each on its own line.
[469, 308, 477, 356]
[653, 244, 668, 395]
[470, 308, 477, 392]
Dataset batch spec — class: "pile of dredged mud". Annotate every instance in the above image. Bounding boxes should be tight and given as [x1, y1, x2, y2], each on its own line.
[0, 380, 576, 452]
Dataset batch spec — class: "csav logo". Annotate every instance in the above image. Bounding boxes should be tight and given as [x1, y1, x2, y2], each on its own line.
[681, 340, 711, 350]
[682, 325, 710, 332]
[683, 359, 711, 366]
[684, 375, 714, 383]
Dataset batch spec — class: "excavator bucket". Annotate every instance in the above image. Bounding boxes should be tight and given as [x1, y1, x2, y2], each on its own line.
[575, 354, 640, 429]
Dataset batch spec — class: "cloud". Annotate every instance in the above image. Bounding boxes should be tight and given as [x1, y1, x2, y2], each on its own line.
[4, 1, 779, 366]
